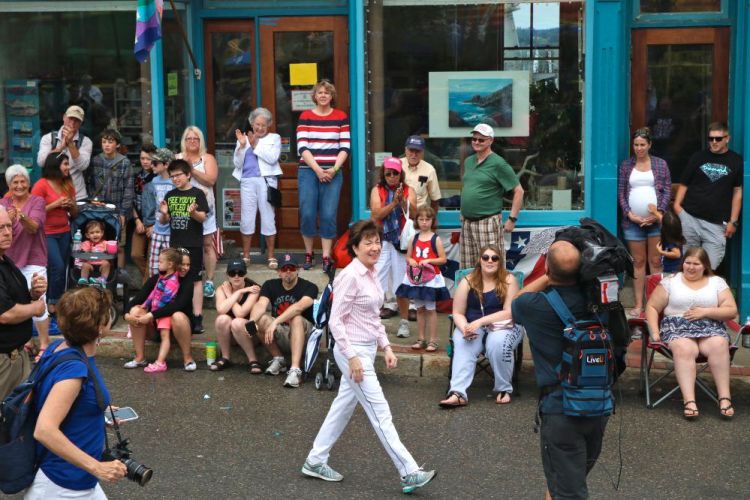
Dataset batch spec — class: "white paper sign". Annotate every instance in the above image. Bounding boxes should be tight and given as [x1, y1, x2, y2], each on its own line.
[291, 90, 314, 111]
[552, 189, 572, 210]
[373, 152, 392, 167]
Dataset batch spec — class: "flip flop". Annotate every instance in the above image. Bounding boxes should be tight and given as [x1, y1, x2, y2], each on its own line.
[439, 391, 467, 408]
[496, 391, 512, 404]
[719, 397, 735, 419]
[683, 400, 699, 420]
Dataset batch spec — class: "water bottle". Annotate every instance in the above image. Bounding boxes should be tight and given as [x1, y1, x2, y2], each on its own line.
[72, 229, 82, 252]
[741, 316, 750, 349]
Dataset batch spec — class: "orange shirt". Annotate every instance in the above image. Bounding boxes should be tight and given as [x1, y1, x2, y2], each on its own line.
[31, 178, 75, 235]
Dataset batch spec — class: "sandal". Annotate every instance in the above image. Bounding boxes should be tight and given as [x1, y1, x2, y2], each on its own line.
[425, 341, 439, 353]
[411, 340, 427, 350]
[683, 400, 699, 420]
[209, 357, 231, 372]
[439, 391, 468, 408]
[628, 308, 643, 319]
[268, 258, 278, 270]
[719, 397, 735, 419]
[248, 360, 263, 375]
[496, 391, 512, 404]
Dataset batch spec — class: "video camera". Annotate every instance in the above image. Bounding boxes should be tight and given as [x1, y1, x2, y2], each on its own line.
[103, 408, 153, 487]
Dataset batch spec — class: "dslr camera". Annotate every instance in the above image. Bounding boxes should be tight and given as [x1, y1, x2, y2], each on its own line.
[103, 414, 153, 487]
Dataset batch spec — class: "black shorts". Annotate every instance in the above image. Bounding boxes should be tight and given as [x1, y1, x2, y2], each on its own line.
[539, 413, 608, 499]
[174, 245, 203, 282]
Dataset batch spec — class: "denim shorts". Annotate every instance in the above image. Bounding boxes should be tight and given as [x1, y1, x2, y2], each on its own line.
[298, 167, 343, 239]
[622, 223, 660, 241]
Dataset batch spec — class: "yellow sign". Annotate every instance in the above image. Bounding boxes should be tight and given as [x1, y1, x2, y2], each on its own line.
[289, 63, 318, 86]
[167, 72, 178, 97]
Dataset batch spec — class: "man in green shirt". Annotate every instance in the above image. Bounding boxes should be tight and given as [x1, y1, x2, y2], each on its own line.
[460, 123, 524, 268]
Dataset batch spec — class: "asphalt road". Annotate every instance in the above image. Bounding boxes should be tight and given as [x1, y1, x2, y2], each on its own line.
[21, 359, 750, 499]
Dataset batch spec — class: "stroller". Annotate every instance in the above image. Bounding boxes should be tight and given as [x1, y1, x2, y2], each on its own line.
[66, 201, 123, 327]
[304, 270, 339, 391]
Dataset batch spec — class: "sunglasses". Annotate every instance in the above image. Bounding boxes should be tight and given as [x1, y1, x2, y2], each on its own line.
[384, 170, 400, 177]
[227, 270, 247, 277]
[481, 254, 501, 262]
[471, 137, 489, 143]
[708, 135, 727, 142]
[279, 266, 297, 272]
[176, 247, 191, 255]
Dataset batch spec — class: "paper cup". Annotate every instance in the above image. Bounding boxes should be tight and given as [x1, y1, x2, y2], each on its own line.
[106, 240, 118, 254]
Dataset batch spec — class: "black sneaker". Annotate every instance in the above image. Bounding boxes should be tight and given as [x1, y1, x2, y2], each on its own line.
[192, 314, 205, 334]
[303, 253, 314, 270]
[322, 256, 334, 274]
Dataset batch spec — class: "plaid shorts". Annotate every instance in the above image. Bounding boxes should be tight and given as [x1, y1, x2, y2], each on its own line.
[149, 233, 170, 275]
[459, 213, 504, 269]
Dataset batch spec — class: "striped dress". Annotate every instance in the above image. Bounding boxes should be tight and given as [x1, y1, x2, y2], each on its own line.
[296, 108, 351, 169]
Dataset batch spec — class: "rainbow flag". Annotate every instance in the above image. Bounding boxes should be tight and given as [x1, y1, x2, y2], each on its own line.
[134, 0, 163, 63]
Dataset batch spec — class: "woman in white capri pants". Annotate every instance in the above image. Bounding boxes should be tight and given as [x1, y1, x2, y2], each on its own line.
[302, 220, 436, 494]
[233, 107, 282, 269]
[440, 244, 523, 407]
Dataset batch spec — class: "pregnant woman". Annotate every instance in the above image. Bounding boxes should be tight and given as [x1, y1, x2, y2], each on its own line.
[617, 127, 671, 318]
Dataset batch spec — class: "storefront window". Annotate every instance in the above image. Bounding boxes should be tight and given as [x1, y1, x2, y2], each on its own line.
[163, 15, 191, 149]
[365, 1, 584, 212]
[0, 11, 152, 173]
[640, 0, 721, 13]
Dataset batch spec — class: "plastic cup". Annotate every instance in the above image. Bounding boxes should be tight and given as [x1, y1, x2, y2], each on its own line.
[206, 341, 217, 367]
[106, 240, 118, 254]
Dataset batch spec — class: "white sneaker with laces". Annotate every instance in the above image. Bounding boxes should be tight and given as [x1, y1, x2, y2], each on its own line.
[396, 319, 411, 338]
[284, 368, 302, 388]
[265, 357, 288, 375]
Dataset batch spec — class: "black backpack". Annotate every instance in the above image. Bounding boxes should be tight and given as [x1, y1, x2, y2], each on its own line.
[0, 341, 104, 494]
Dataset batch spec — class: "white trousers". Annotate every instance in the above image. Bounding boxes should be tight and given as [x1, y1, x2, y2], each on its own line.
[24, 469, 107, 500]
[21, 265, 48, 322]
[376, 240, 406, 297]
[240, 176, 277, 236]
[307, 342, 419, 477]
[449, 325, 524, 398]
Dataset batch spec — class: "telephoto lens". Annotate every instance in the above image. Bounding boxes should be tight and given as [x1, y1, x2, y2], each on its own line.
[123, 458, 153, 486]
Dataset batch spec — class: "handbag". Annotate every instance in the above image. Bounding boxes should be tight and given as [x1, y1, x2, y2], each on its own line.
[332, 229, 353, 268]
[399, 200, 416, 252]
[264, 176, 282, 209]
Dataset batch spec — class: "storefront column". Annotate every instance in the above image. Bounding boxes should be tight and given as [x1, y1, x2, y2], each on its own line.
[737, 0, 750, 318]
[149, 40, 166, 147]
[350, 0, 367, 221]
[584, 0, 628, 232]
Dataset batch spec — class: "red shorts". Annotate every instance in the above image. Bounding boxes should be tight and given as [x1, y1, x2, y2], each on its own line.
[155, 317, 172, 331]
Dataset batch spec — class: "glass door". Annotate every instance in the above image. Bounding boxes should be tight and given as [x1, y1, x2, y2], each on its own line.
[631, 27, 729, 182]
[259, 16, 349, 249]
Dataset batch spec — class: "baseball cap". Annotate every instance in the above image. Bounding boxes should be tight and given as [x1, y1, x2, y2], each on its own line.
[226, 258, 247, 274]
[405, 135, 425, 151]
[383, 157, 402, 173]
[64, 105, 85, 122]
[472, 123, 494, 139]
[278, 253, 299, 269]
[150, 147, 175, 163]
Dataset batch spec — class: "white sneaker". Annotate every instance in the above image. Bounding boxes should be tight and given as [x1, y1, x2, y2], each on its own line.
[123, 359, 148, 369]
[265, 357, 288, 376]
[284, 368, 302, 388]
[184, 361, 197, 372]
[396, 319, 411, 338]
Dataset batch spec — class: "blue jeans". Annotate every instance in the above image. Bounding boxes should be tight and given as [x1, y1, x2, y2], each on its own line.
[46, 231, 71, 304]
[298, 167, 343, 239]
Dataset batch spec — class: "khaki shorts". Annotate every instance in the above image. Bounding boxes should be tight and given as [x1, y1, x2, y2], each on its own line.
[272, 317, 313, 354]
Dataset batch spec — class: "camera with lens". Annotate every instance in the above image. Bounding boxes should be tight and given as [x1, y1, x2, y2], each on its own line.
[102, 437, 153, 486]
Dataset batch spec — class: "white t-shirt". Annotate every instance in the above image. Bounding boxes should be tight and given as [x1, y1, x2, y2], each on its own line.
[628, 168, 657, 218]
[662, 273, 728, 317]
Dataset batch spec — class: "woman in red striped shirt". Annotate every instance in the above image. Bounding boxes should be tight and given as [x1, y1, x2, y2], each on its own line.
[296, 80, 350, 273]
[302, 219, 436, 494]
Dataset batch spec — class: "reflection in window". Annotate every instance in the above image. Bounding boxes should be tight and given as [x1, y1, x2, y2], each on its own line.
[366, 1, 584, 211]
[0, 11, 153, 170]
[640, 0, 721, 13]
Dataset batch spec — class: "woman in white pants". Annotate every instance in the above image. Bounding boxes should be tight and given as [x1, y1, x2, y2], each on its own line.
[440, 244, 522, 407]
[302, 220, 436, 494]
[232, 107, 283, 268]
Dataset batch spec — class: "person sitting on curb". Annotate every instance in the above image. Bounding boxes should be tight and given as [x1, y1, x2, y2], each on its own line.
[211, 258, 262, 373]
[246, 253, 318, 388]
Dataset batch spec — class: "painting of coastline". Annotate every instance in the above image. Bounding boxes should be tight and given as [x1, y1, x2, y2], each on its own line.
[448, 79, 513, 128]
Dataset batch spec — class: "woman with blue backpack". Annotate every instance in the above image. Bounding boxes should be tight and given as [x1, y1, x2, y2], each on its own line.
[26, 286, 126, 498]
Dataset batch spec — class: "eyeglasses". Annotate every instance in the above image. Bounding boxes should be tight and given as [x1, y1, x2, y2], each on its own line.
[471, 137, 488, 143]
[185, 137, 200, 142]
[384, 170, 400, 177]
[708, 135, 727, 142]
[169, 172, 186, 179]
[227, 270, 247, 278]
[481, 254, 500, 262]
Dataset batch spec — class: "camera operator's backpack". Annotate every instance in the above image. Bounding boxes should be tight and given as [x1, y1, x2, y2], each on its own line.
[0, 341, 103, 494]
[542, 289, 615, 417]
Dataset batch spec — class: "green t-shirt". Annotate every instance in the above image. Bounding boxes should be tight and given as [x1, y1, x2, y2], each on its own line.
[460, 152, 519, 218]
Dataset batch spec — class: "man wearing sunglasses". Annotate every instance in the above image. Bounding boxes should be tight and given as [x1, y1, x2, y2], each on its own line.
[247, 253, 319, 388]
[459, 123, 524, 269]
[673, 122, 743, 270]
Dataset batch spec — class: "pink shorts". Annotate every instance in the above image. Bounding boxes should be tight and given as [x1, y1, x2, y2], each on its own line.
[155, 317, 172, 331]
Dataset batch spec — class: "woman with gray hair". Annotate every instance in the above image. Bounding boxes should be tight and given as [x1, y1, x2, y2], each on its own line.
[233, 107, 283, 268]
[0, 164, 50, 355]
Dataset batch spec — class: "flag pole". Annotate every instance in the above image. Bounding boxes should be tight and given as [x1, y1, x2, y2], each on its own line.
[168, 0, 201, 80]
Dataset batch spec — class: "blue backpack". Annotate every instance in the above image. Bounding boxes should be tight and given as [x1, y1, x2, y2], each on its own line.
[0, 341, 103, 494]
[543, 289, 615, 417]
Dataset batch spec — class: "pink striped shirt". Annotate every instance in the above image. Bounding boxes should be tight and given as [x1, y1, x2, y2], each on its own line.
[329, 258, 390, 359]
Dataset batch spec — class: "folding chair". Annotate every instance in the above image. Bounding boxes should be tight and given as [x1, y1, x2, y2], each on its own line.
[629, 274, 741, 408]
[446, 269, 524, 394]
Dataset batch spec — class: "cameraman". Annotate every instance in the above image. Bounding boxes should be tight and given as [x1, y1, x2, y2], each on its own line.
[512, 241, 608, 500]
[26, 287, 126, 499]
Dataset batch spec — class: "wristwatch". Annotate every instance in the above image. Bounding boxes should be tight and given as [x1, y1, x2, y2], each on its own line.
[730, 220, 739, 228]
[508, 216, 518, 223]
